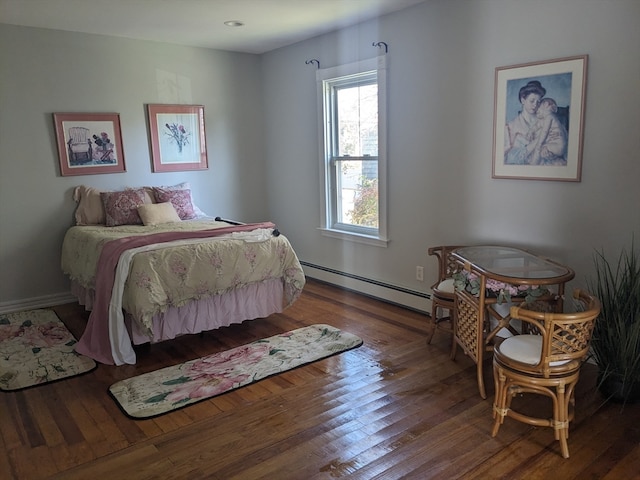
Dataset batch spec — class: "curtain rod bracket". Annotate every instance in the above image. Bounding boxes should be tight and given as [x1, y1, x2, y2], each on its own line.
[372, 41, 388, 53]
[305, 59, 320, 69]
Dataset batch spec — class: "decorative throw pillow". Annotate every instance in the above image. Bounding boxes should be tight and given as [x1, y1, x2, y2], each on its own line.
[144, 182, 207, 217]
[73, 185, 109, 225]
[142, 182, 190, 206]
[142, 182, 186, 202]
[152, 188, 196, 220]
[137, 202, 182, 226]
[101, 189, 146, 226]
[126, 186, 155, 205]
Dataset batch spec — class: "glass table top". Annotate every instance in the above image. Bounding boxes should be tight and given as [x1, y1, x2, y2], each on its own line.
[452, 246, 574, 283]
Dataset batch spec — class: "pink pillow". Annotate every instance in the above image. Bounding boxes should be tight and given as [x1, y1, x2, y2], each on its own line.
[152, 188, 196, 220]
[101, 189, 146, 226]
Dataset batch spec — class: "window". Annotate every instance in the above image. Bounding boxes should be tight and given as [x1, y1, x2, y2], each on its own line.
[317, 56, 387, 246]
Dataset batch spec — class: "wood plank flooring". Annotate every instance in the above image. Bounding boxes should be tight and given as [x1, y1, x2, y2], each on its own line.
[1, 279, 639, 479]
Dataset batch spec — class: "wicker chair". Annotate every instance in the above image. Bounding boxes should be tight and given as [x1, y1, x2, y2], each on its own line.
[491, 289, 600, 458]
[426, 246, 464, 344]
[67, 126, 93, 164]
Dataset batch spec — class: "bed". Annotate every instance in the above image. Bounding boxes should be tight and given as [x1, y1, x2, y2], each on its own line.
[61, 184, 306, 365]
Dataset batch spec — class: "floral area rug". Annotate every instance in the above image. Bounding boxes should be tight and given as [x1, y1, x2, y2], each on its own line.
[109, 324, 363, 418]
[0, 309, 96, 391]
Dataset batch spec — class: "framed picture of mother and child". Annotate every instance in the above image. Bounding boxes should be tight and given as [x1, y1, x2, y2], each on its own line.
[492, 55, 588, 181]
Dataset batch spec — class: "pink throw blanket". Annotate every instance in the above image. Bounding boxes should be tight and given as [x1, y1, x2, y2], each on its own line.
[75, 222, 275, 364]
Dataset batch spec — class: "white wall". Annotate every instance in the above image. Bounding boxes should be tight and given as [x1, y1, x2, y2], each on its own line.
[1, 0, 639, 310]
[262, 0, 640, 300]
[0, 25, 266, 306]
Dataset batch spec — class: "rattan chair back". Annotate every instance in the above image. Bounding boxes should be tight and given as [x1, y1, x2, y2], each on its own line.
[499, 290, 600, 377]
[491, 289, 600, 458]
[426, 246, 465, 345]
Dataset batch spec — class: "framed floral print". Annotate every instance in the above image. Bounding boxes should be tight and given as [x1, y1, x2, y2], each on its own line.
[53, 112, 126, 176]
[492, 55, 588, 181]
[148, 104, 208, 172]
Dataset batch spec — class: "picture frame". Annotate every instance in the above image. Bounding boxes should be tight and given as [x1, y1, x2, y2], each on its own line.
[53, 112, 126, 176]
[148, 104, 208, 172]
[492, 55, 588, 181]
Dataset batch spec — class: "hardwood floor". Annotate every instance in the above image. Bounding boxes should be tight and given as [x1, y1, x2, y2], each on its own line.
[1, 279, 639, 479]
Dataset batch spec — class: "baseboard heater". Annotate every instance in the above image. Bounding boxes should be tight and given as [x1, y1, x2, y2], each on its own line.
[300, 261, 430, 313]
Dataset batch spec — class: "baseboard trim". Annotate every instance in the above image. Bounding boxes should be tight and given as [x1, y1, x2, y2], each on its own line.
[0, 292, 76, 315]
[300, 261, 430, 313]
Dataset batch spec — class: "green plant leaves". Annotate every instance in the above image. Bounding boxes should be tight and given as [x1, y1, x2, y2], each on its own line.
[588, 238, 640, 403]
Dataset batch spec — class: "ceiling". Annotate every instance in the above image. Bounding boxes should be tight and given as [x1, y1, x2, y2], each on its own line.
[0, 0, 426, 54]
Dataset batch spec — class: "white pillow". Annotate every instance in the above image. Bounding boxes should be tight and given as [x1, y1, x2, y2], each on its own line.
[73, 185, 109, 225]
[137, 202, 182, 226]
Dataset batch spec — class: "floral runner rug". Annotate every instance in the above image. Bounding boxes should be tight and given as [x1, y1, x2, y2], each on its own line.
[0, 309, 97, 391]
[110, 324, 363, 418]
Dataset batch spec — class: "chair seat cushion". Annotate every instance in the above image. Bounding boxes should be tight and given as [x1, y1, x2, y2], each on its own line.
[70, 144, 90, 153]
[499, 335, 570, 366]
[433, 278, 455, 295]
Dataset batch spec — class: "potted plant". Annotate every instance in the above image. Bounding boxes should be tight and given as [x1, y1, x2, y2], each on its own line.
[588, 239, 640, 404]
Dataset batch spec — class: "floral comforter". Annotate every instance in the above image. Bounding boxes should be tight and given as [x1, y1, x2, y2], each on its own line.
[61, 219, 306, 331]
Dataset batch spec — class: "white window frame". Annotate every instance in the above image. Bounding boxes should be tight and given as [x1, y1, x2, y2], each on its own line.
[316, 55, 388, 247]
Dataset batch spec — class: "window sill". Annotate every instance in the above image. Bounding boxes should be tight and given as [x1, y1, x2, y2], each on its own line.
[319, 228, 388, 247]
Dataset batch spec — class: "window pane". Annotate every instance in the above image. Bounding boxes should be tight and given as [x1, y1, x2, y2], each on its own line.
[336, 83, 378, 157]
[318, 56, 386, 242]
[336, 159, 378, 228]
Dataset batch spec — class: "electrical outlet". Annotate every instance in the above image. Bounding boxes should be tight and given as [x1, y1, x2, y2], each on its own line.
[416, 265, 424, 282]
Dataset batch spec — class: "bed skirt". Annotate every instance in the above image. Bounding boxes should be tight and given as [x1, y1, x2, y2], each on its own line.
[70, 279, 285, 345]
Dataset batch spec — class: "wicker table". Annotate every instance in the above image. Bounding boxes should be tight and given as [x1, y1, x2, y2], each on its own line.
[450, 245, 575, 398]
